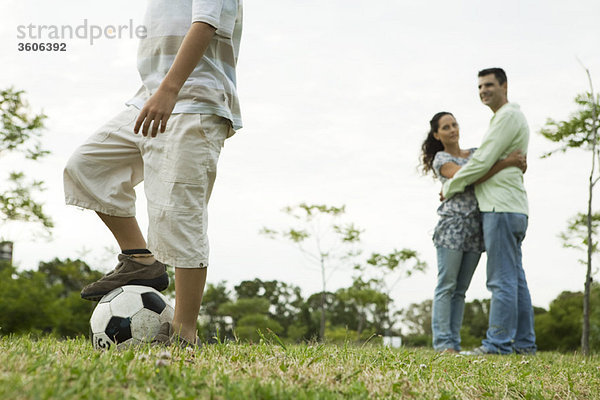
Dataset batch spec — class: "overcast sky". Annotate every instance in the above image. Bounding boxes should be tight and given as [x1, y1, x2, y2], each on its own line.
[2, 0, 600, 313]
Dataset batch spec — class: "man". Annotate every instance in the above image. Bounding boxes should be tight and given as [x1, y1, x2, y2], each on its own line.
[64, 0, 243, 347]
[442, 68, 536, 355]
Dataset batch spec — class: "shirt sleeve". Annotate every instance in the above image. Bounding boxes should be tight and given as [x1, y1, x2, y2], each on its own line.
[192, 0, 224, 30]
[442, 111, 520, 198]
[432, 152, 452, 179]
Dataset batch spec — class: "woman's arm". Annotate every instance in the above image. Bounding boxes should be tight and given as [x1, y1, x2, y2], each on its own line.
[439, 162, 461, 179]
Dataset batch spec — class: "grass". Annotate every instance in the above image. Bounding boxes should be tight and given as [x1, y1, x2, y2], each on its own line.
[1, 335, 599, 399]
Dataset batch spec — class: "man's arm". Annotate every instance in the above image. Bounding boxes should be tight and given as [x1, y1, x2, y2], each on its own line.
[442, 112, 521, 198]
[439, 149, 526, 181]
[134, 22, 217, 137]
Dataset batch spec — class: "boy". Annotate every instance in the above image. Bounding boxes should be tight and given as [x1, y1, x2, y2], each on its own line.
[64, 0, 243, 346]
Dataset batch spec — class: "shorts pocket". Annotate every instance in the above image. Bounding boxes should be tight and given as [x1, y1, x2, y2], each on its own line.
[94, 106, 138, 142]
[158, 114, 227, 184]
[159, 119, 210, 185]
[159, 142, 209, 185]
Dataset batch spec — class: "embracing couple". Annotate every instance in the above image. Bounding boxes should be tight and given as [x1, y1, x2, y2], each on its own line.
[420, 68, 537, 355]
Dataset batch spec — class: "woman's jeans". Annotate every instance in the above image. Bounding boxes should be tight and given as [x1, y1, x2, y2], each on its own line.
[481, 212, 537, 354]
[432, 247, 481, 351]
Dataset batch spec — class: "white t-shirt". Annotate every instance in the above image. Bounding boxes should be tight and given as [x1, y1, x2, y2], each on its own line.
[126, 0, 243, 131]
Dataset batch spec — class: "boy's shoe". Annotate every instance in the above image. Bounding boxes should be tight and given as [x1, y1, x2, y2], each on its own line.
[153, 322, 200, 349]
[460, 345, 500, 356]
[81, 254, 169, 301]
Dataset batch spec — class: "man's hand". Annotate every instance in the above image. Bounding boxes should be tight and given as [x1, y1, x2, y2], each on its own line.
[134, 87, 178, 137]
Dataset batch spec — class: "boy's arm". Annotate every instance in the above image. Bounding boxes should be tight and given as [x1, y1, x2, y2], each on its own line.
[134, 22, 217, 137]
[442, 112, 520, 198]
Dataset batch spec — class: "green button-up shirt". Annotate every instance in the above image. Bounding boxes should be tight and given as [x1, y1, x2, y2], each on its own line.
[442, 102, 529, 215]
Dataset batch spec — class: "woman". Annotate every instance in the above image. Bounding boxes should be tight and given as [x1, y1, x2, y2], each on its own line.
[420, 111, 526, 353]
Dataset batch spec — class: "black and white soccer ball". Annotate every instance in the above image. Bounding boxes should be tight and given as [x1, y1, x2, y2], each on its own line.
[90, 285, 174, 350]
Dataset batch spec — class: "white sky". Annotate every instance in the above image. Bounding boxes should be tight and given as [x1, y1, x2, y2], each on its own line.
[2, 0, 600, 313]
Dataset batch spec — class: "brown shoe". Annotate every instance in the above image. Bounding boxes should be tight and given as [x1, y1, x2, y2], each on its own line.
[152, 322, 200, 349]
[81, 254, 169, 301]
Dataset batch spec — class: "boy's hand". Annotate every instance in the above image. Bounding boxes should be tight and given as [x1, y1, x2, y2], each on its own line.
[133, 22, 216, 138]
[134, 87, 178, 137]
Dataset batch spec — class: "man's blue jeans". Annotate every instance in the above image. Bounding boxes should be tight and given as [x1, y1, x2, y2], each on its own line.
[481, 212, 537, 354]
[432, 247, 481, 351]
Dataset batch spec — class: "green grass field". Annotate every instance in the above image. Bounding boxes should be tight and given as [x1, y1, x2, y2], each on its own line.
[1, 335, 599, 400]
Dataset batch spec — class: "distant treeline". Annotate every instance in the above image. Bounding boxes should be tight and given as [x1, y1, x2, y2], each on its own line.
[0, 259, 598, 352]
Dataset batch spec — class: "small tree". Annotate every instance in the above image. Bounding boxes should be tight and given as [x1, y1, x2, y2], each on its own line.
[217, 298, 284, 342]
[260, 203, 362, 341]
[540, 67, 599, 355]
[336, 277, 388, 337]
[357, 249, 427, 336]
[399, 299, 433, 347]
[234, 278, 304, 337]
[198, 282, 233, 342]
[0, 88, 52, 236]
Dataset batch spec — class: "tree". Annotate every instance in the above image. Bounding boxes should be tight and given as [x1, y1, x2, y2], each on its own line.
[0, 258, 103, 337]
[335, 277, 388, 337]
[559, 212, 600, 271]
[358, 249, 427, 336]
[459, 299, 490, 348]
[540, 68, 600, 355]
[38, 258, 103, 297]
[399, 299, 432, 347]
[217, 297, 284, 342]
[198, 282, 233, 342]
[234, 278, 304, 337]
[261, 203, 362, 341]
[0, 88, 52, 234]
[304, 291, 337, 340]
[559, 210, 600, 350]
[534, 285, 600, 352]
[534, 291, 584, 352]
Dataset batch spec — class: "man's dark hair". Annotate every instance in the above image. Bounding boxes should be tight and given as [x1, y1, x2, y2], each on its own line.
[478, 68, 507, 85]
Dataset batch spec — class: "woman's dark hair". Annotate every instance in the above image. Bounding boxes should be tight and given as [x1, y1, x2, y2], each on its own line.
[420, 111, 453, 176]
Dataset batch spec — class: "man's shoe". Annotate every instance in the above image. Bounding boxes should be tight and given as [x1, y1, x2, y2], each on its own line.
[514, 347, 537, 355]
[81, 254, 169, 301]
[152, 322, 200, 349]
[439, 348, 459, 354]
[460, 345, 500, 356]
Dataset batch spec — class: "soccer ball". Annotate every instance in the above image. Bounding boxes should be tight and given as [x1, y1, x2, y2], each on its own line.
[90, 285, 174, 350]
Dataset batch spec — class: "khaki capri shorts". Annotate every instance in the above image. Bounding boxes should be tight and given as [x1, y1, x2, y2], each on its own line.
[64, 106, 231, 269]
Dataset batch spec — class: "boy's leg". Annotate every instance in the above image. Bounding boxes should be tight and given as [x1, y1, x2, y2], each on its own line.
[64, 106, 168, 299]
[173, 268, 208, 342]
[142, 113, 229, 342]
[95, 213, 155, 265]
